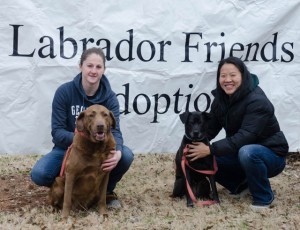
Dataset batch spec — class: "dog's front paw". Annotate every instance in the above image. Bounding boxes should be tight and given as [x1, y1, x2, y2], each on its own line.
[187, 201, 194, 208]
[172, 178, 185, 197]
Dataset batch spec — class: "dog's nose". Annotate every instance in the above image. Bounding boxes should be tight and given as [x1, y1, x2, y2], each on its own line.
[96, 123, 104, 131]
[193, 131, 199, 137]
[97, 124, 104, 131]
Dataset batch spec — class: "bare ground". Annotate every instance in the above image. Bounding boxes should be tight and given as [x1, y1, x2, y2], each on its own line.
[0, 153, 299, 230]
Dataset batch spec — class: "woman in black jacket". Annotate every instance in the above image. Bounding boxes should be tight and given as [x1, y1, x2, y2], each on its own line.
[187, 56, 289, 209]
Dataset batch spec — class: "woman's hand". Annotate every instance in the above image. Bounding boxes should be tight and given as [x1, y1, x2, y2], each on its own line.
[101, 150, 121, 172]
[187, 142, 210, 161]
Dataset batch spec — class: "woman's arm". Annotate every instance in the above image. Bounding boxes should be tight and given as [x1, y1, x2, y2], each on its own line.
[211, 97, 273, 156]
[51, 85, 74, 149]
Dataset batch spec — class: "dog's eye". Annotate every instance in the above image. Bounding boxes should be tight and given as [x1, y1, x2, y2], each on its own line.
[88, 111, 97, 118]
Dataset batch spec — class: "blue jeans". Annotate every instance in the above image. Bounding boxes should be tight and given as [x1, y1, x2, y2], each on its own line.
[215, 144, 286, 205]
[31, 145, 134, 193]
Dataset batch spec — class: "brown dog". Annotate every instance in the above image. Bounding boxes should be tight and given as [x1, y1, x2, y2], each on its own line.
[47, 104, 116, 218]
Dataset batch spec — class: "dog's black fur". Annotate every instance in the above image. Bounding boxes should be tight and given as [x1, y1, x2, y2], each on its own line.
[172, 111, 219, 207]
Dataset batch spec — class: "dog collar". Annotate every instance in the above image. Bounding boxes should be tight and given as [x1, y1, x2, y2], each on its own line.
[184, 134, 194, 141]
[184, 134, 207, 142]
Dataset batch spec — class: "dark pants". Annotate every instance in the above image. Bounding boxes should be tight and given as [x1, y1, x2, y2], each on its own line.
[215, 144, 285, 205]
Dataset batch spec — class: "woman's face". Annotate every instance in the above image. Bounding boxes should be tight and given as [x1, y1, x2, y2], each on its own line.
[80, 53, 105, 86]
[219, 63, 242, 96]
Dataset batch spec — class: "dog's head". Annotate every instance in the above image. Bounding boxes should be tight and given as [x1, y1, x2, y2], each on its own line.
[179, 111, 211, 142]
[76, 105, 116, 143]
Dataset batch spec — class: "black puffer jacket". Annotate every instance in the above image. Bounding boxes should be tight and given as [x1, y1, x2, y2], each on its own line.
[208, 74, 289, 157]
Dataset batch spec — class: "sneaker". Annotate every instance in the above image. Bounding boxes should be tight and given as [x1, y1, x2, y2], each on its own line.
[229, 188, 250, 198]
[250, 197, 274, 211]
[106, 192, 122, 209]
[229, 180, 250, 198]
[250, 203, 270, 210]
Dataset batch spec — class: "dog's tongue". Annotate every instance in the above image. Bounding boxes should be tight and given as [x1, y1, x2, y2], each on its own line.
[95, 132, 105, 141]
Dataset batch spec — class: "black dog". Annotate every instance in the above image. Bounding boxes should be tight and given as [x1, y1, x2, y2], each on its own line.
[172, 111, 219, 207]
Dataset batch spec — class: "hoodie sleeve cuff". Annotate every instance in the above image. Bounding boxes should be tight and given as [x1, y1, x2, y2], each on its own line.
[209, 144, 216, 156]
[116, 144, 123, 152]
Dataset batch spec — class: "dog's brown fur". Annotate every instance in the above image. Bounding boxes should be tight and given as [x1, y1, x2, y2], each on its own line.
[47, 105, 116, 218]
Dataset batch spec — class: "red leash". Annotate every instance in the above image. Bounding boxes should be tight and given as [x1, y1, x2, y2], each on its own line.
[181, 145, 219, 207]
[59, 145, 72, 178]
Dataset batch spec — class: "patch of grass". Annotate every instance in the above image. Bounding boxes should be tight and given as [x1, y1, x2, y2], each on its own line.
[0, 155, 40, 175]
[0, 154, 300, 229]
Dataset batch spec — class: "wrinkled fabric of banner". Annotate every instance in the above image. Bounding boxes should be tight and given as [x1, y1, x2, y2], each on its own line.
[0, 0, 299, 154]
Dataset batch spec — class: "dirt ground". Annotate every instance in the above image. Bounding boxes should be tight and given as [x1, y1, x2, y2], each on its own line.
[0, 153, 299, 230]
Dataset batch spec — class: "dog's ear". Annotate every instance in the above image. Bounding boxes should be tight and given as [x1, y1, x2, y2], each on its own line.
[76, 111, 85, 131]
[109, 111, 116, 129]
[179, 111, 190, 124]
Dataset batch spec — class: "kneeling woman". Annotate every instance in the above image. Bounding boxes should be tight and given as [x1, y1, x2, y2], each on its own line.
[186, 56, 289, 209]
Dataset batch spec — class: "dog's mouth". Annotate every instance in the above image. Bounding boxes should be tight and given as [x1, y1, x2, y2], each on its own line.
[188, 133, 206, 142]
[94, 131, 105, 141]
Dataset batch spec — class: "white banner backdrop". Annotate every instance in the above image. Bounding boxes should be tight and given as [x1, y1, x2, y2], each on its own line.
[0, 0, 299, 154]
